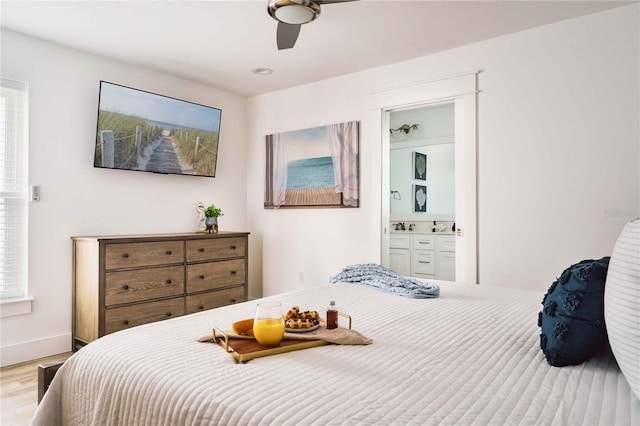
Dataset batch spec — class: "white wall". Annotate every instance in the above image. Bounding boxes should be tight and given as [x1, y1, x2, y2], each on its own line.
[247, 5, 639, 296]
[0, 30, 248, 366]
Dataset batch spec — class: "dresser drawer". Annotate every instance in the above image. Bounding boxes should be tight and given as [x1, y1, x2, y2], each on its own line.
[186, 287, 245, 314]
[186, 237, 245, 262]
[186, 259, 245, 293]
[104, 297, 185, 334]
[105, 266, 185, 307]
[105, 241, 184, 270]
[412, 251, 435, 275]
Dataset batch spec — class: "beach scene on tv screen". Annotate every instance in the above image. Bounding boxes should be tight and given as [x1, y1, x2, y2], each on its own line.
[94, 82, 221, 177]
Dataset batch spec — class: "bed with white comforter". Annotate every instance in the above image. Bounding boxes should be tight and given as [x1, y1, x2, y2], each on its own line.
[32, 281, 639, 425]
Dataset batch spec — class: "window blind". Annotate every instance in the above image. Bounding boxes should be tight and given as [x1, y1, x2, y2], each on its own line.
[0, 78, 28, 301]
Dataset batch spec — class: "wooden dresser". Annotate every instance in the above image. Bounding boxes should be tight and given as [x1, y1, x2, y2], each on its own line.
[72, 232, 249, 350]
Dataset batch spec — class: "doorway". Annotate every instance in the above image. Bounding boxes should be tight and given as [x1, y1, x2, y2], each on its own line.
[371, 72, 478, 283]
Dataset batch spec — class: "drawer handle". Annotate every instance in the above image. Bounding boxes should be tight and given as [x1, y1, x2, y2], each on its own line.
[165, 250, 172, 255]
[122, 284, 130, 290]
[230, 298, 236, 303]
[123, 320, 129, 325]
[198, 248, 205, 252]
[419, 261, 431, 264]
[198, 305, 204, 310]
[230, 270, 237, 275]
[165, 279, 172, 285]
[419, 242, 431, 245]
[199, 275, 205, 280]
[122, 253, 130, 258]
[166, 312, 172, 317]
[230, 245, 237, 250]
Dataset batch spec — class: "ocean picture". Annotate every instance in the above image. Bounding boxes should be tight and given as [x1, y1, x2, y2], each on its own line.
[264, 120, 359, 208]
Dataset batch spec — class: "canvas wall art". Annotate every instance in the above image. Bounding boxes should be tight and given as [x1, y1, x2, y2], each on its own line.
[264, 121, 359, 208]
[413, 184, 427, 212]
[413, 151, 426, 180]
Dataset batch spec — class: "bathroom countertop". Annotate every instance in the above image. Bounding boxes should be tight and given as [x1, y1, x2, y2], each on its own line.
[390, 230, 455, 235]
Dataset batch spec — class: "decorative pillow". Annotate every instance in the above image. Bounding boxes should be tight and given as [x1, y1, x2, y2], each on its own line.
[538, 257, 610, 367]
[604, 219, 640, 400]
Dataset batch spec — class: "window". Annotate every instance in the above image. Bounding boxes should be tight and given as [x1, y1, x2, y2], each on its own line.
[0, 78, 28, 302]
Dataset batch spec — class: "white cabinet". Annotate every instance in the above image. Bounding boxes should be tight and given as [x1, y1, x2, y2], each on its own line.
[411, 235, 436, 279]
[436, 235, 456, 281]
[391, 233, 456, 280]
[389, 234, 411, 277]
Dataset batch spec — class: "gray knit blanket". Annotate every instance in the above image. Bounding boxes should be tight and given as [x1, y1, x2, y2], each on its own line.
[329, 263, 440, 299]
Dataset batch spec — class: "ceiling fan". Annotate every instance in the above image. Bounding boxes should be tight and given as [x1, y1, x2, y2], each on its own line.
[268, 0, 358, 50]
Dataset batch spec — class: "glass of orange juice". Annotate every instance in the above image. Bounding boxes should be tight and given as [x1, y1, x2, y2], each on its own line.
[253, 302, 285, 346]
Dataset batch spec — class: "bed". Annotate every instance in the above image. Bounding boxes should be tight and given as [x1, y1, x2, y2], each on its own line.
[32, 280, 639, 425]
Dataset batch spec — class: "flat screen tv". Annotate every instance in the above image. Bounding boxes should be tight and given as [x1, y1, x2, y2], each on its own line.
[94, 81, 221, 177]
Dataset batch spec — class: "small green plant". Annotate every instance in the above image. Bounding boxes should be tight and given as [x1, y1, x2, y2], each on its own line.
[204, 204, 223, 218]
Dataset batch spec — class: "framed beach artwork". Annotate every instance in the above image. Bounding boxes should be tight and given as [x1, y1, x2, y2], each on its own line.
[413, 151, 426, 180]
[264, 121, 359, 208]
[413, 184, 427, 213]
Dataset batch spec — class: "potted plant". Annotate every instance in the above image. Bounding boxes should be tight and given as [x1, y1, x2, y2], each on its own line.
[204, 204, 223, 233]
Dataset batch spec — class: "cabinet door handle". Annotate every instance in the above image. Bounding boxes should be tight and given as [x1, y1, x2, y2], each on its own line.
[198, 305, 204, 310]
[198, 248, 205, 252]
[166, 312, 172, 317]
[122, 253, 130, 258]
[199, 275, 205, 280]
[230, 270, 237, 275]
[123, 320, 129, 325]
[165, 279, 172, 285]
[230, 298, 236, 303]
[165, 250, 172, 255]
[230, 245, 237, 250]
[122, 284, 129, 290]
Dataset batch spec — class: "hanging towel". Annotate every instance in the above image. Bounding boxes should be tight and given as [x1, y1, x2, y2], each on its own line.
[329, 263, 440, 299]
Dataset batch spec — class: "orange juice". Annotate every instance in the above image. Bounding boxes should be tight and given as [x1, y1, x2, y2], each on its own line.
[253, 318, 285, 346]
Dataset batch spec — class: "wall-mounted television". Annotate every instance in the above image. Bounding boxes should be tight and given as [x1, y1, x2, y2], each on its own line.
[94, 81, 221, 177]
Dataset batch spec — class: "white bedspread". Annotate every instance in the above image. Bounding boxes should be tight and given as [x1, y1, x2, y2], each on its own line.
[32, 281, 639, 425]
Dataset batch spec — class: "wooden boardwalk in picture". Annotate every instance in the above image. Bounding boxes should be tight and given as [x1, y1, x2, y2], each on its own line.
[285, 187, 341, 206]
[145, 137, 183, 174]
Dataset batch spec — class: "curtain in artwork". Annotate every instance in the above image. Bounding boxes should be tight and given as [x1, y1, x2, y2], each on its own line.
[264, 133, 287, 208]
[328, 121, 359, 207]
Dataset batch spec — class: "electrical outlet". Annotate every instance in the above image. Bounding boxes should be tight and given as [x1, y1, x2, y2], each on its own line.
[297, 272, 304, 286]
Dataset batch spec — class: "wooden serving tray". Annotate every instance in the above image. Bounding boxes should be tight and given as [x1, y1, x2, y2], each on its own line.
[212, 327, 328, 363]
[212, 313, 352, 363]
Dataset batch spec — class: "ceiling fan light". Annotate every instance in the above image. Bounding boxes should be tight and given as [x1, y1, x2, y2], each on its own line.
[275, 5, 316, 24]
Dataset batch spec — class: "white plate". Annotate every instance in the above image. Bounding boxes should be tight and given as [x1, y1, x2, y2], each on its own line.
[285, 324, 320, 333]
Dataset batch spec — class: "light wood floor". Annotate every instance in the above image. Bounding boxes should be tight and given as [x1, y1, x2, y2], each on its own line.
[1, 352, 72, 426]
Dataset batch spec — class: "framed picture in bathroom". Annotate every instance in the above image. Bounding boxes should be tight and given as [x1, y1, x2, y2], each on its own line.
[413, 184, 427, 212]
[413, 151, 426, 180]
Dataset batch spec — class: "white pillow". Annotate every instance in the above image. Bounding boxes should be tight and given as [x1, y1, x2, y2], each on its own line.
[604, 218, 640, 400]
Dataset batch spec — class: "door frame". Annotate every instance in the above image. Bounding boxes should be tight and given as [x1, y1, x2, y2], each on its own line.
[369, 71, 478, 283]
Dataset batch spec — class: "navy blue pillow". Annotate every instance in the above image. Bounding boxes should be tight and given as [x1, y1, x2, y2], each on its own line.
[538, 257, 610, 367]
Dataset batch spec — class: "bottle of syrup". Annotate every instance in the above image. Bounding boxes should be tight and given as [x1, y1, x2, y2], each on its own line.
[326, 300, 338, 329]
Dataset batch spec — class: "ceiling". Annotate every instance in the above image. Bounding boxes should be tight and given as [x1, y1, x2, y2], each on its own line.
[0, 0, 633, 97]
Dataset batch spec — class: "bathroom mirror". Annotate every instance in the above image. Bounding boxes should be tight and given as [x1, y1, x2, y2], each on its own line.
[389, 103, 455, 221]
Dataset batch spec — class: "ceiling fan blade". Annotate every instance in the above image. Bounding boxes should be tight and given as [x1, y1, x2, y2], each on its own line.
[277, 22, 301, 50]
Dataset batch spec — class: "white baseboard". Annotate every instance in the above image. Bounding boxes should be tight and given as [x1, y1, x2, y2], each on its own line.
[1, 333, 71, 367]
